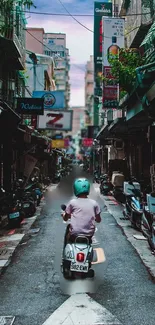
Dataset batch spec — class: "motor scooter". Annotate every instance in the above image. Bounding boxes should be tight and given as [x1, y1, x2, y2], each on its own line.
[61, 204, 95, 279]
[123, 181, 143, 230]
[7, 193, 24, 228]
[111, 171, 125, 203]
[100, 175, 113, 195]
[141, 192, 155, 252]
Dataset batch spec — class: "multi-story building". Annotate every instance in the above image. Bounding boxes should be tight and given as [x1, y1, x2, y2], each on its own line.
[43, 33, 70, 109]
[25, 52, 55, 96]
[0, 0, 26, 105]
[26, 30, 70, 109]
[85, 55, 94, 126]
[120, 0, 154, 49]
[26, 28, 45, 54]
[0, 1, 27, 191]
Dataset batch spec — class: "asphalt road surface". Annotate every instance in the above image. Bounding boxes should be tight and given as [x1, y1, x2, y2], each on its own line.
[0, 167, 155, 325]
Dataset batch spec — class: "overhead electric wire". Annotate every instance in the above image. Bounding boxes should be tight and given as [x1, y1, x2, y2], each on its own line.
[11, 8, 154, 17]
[26, 20, 143, 43]
[25, 29, 87, 72]
[57, 0, 93, 33]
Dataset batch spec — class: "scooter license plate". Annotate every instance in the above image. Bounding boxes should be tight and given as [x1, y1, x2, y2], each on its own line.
[70, 262, 89, 272]
[23, 204, 30, 208]
[9, 212, 20, 219]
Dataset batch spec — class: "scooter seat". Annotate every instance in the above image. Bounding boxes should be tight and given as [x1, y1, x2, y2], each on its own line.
[68, 234, 92, 244]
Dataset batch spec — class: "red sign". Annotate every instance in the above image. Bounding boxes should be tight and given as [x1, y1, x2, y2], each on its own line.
[104, 67, 115, 79]
[103, 86, 118, 100]
[82, 138, 93, 147]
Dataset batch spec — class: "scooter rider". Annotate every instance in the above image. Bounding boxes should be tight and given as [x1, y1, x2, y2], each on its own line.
[62, 178, 101, 246]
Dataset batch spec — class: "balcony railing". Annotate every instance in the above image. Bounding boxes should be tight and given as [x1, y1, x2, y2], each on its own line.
[124, 0, 153, 48]
[0, 5, 25, 68]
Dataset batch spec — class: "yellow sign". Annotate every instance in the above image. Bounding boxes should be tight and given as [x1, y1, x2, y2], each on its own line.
[51, 139, 65, 148]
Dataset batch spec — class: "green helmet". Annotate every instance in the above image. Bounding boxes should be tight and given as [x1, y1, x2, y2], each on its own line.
[73, 178, 90, 196]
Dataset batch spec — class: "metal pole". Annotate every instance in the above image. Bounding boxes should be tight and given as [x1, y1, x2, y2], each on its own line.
[33, 62, 37, 91]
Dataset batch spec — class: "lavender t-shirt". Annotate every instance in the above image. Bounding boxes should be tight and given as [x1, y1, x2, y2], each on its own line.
[66, 198, 101, 236]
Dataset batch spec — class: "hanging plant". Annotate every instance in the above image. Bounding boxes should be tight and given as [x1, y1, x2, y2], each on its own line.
[108, 48, 145, 93]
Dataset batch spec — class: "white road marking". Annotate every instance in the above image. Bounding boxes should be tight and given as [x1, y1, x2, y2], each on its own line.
[0, 316, 15, 325]
[0, 234, 24, 242]
[42, 293, 122, 325]
[0, 260, 10, 267]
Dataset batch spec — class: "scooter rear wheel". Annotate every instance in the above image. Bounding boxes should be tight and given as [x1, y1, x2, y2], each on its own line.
[87, 269, 95, 278]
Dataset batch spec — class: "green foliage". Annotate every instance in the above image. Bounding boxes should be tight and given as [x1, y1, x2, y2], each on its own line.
[0, 0, 36, 36]
[108, 48, 145, 93]
[0, 0, 36, 10]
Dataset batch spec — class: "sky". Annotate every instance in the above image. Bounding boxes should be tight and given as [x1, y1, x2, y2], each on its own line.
[27, 0, 94, 106]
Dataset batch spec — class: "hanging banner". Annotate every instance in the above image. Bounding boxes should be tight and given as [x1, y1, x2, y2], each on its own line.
[103, 17, 125, 109]
[94, 2, 112, 97]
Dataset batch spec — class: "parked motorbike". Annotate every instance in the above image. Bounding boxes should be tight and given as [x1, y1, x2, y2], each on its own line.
[28, 177, 43, 206]
[123, 180, 143, 230]
[61, 204, 95, 279]
[14, 179, 37, 217]
[141, 192, 155, 252]
[100, 175, 113, 195]
[21, 191, 36, 218]
[93, 170, 100, 183]
[7, 193, 24, 228]
[0, 188, 8, 228]
[111, 171, 125, 203]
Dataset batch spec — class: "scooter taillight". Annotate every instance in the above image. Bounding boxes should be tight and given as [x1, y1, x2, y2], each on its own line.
[76, 252, 85, 262]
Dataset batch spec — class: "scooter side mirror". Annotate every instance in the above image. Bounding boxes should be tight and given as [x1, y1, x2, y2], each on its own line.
[61, 204, 66, 211]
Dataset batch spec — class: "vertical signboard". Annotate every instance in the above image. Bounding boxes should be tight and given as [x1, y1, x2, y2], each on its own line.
[94, 1, 112, 125]
[103, 17, 125, 109]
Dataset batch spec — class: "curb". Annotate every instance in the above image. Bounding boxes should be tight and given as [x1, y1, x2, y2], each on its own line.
[0, 185, 57, 276]
[95, 186, 155, 280]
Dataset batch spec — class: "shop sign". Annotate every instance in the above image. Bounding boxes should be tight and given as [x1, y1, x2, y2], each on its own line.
[103, 67, 118, 87]
[94, 2, 112, 97]
[103, 86, 118, 100]
[82, 138, 93, 147]
[103, 17, 125, 109]
[51, 139, 69, 148]
[16, 98, 44, 115]
[33, 90, 65, 110]
[37, 110, 73, 131]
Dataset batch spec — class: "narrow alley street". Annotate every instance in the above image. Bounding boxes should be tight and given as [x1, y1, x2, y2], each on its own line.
[0, 169, 155, 325]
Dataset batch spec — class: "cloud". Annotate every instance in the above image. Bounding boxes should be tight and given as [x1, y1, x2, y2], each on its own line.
[27, 0, 94, 106]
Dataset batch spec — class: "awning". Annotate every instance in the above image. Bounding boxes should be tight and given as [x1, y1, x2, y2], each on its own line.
[96, 124, 109, 140]
[0, 100, 21, 132]
[140, 20, 155, 63]
[108, 117, 127, 137]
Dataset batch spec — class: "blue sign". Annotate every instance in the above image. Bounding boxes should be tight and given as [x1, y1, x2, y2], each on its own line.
[33, 91, 65, 110]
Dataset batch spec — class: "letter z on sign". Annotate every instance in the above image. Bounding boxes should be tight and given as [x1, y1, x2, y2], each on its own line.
[46, 113, 63, 128]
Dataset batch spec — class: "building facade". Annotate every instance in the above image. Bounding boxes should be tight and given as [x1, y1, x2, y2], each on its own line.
[85, 55, 94, 126]
[43, 33, 70, 109]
